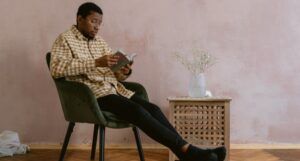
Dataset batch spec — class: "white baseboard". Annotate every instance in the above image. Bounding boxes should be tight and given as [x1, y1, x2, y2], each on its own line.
[29, 143, 300, 150]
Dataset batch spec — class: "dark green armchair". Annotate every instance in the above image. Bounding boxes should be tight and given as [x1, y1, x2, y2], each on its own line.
[46, 53, 148, 161]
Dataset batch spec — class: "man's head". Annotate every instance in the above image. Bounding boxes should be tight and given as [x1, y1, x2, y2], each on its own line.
[76, 2, 103, 39]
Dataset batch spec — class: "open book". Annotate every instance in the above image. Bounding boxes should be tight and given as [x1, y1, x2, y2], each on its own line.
[110, 50, 137, 72]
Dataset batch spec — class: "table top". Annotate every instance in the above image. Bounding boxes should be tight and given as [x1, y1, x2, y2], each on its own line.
[167, 96, 232, 102]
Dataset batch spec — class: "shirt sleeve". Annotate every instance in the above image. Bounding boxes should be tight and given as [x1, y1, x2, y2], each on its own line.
[50, 35, 96, 78]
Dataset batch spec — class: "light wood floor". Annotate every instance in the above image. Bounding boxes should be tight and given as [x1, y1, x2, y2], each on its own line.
[1, 149, 300, 161]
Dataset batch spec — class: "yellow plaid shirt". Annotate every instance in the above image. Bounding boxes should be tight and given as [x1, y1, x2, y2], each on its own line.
[50, 25, 135, 98]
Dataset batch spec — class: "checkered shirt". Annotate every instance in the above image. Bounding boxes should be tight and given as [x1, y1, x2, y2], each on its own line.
[50, 25, 135, 99]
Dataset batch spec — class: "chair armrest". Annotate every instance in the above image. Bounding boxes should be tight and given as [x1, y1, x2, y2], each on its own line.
[54, 78, 107, 124]
[121, 81, 149, 101]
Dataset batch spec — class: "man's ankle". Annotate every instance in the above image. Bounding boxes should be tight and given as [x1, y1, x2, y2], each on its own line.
[181, 143, 190, 153]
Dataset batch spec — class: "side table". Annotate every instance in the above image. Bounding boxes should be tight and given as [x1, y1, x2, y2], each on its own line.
[168, 97, 231, 161]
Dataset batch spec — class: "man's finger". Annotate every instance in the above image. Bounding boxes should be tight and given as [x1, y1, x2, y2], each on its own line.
[109, 57, 118, 62]
[111, 55, 119, 60]
[112, 55, 119, 58]
[108, 58, 118, 65]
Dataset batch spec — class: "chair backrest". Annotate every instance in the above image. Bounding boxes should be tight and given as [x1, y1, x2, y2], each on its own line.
[46, 52, 106, 124]
[46, 52, 51, 70]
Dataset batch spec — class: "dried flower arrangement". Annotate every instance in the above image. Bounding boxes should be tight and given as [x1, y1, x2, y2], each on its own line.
[173, 49, 217, 75]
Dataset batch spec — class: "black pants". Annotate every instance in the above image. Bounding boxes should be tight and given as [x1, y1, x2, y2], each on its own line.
[97, 94, 188, 158]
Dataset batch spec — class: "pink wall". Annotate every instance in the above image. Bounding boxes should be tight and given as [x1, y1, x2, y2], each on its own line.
[0, 0, 299, 145]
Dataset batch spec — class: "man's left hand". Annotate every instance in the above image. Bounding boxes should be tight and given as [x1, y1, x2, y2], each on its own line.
[120, 64, 132, 75]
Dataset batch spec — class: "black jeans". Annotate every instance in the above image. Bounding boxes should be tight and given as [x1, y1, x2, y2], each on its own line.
[97, 94, 188, 158]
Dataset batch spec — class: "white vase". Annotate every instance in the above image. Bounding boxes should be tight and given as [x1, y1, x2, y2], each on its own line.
[188, 73, 206, 97]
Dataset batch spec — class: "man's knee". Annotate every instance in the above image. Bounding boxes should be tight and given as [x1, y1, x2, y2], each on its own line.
[148, 103, 163, 113]
[127, 105, 152, 121]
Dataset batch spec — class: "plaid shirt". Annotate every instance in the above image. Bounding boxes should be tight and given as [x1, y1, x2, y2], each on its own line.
[50, 25, 135, 98]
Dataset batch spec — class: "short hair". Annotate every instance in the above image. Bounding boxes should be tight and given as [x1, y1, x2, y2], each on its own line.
[77, 2, 103, 18]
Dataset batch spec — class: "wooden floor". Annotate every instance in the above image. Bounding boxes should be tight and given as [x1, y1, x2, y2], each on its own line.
[1, 149, 300, 161]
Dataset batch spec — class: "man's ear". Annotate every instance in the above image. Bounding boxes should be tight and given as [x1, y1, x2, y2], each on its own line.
[77, 15, 83, 25]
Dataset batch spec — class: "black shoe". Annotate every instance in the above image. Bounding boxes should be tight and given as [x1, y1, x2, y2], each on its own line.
[180, 144, 219, 161]
[212, 146, 226, 161]
[204, 152, 219, 161]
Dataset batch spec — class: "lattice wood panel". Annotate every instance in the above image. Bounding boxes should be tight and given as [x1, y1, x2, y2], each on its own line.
[173, 103, 225, 146]
[168, 98, 230, 161]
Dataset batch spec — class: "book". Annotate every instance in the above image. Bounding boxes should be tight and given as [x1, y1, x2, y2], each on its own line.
[110, 50, 137, 72]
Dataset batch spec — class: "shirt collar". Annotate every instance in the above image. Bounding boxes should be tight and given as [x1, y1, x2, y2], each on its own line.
[71, 25, 99, 41]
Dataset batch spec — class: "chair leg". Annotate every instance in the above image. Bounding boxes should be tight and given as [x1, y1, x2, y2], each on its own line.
[132, 126, 145, 161]
[91, 124, 99, 160]
[99, 125, 105, 161]
[59, 122, 75, 161]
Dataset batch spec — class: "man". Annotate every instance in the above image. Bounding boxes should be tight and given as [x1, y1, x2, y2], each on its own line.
[50, 2, 226, 161]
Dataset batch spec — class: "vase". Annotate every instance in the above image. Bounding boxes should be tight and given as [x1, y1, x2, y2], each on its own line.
[188, 73, 206, 97]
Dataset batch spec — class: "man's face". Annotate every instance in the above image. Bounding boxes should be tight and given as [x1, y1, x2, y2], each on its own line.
[77, 11, 102, 39]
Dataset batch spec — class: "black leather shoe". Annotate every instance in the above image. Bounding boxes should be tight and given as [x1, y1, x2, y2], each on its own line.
[206, 152, 218, 161]
[212, 146, 226, 161]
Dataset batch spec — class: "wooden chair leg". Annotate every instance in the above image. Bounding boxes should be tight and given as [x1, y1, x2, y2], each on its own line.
[59, 122, 75, 161]
[132, 126, 145, 161]
[99, 125, 105, 161]
[91, 124, 99, 160]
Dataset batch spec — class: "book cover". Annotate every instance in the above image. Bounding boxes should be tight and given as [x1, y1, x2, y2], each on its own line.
[110, 50, 136, 72]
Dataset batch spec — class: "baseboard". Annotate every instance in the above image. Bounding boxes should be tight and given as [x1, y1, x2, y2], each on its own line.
[29, 143, 300, 150]
[230, 144, 300, 149]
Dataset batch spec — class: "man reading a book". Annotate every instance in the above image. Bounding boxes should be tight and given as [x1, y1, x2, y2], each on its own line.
[50, 2, 226, 161]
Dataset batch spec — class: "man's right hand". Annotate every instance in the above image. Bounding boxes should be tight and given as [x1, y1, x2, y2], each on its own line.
[95, 55, 119, 67]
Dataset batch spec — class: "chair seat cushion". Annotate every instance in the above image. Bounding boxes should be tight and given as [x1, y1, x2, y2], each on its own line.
[102, 111, 135, 128]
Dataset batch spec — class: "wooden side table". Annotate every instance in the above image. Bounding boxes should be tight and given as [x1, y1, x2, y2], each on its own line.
[168, 97, 231, 161]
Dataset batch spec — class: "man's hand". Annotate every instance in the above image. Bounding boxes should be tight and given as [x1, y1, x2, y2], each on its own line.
[114, 64, 132, 81]
[120, 64, 132, 75]
[95, 55, 119, 67]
